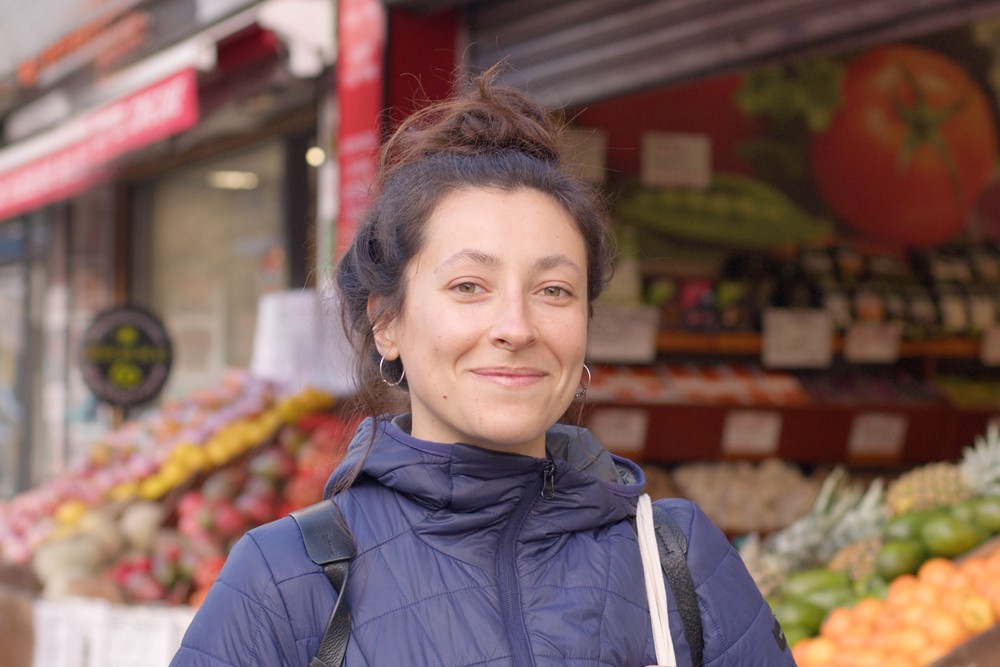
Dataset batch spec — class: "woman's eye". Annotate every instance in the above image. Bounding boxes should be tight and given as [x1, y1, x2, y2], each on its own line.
[455, 282, 480, 294]
[541, 286, 568, 298]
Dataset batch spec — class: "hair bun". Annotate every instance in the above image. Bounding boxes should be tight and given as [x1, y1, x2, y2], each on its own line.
[379, 65, 564, 184]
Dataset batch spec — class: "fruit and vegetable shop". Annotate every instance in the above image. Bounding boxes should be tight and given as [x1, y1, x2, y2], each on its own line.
[4, 0, 1000, 665]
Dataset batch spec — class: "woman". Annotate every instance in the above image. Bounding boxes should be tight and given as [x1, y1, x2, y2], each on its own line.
[171, 68, 796, 667]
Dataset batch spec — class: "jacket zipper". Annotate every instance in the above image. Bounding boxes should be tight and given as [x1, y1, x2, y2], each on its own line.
[497, 461, 554, 667]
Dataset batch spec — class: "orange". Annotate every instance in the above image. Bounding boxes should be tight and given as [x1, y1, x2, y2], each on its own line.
[957, 592, 996, 633]
[886, 574, 920, 608]
[895, 602, 931, 628]
[959, 556, 987, 580]
[947, 568, 976, 591]
[923, 607, 972, 649]
[793, 636, 837, 666]
[909, 581, 941, 607]
[978, 579, 1000, 617]
[873, 606, 904, 632]
[891, 626, 931, 654]
[852, 597, 885, 625]
[917, 557, 957, 588]
[819, 606, 854, 639]
[879, 655, 919, 667]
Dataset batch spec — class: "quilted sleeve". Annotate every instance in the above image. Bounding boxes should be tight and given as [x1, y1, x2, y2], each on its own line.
[169, 530, 304, 667]
[654, 498, 798, 667]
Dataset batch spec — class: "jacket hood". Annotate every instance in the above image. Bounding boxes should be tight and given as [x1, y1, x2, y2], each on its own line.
[323, 415, 645, 543]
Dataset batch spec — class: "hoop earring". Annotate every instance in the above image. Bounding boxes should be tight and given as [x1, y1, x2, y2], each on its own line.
[379, 355, 405, 387]
[575, 364, 591, 398]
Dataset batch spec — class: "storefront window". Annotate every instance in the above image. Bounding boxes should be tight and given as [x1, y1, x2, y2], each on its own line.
[0, 221, 27, 497]
[48, 193, 117, 477]
[133, 140, 288, 401]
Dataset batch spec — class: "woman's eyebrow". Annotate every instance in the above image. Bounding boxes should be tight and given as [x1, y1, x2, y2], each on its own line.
[437, 249, 501, 272]
[534, 254, 584, 278]
[437, 250, 583, 279]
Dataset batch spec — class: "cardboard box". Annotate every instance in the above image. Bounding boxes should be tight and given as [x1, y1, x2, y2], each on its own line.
[0, 586, 34, 667]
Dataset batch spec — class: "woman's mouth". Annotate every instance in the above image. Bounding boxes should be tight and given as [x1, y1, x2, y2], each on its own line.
[472, 367, 547, 388]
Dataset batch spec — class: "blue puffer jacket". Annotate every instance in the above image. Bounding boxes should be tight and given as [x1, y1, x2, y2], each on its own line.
[171, 416, 795, 666]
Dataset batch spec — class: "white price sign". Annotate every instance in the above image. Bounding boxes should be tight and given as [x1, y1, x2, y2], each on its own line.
[640, 131, 711, 189]
[848, 412, 908, 459]
[981, 325, 1000, 366]
[721, 409, 782, 456]
[844, 321, 901, 364]
[587, 304, 660, 364]
[762, 309, 833, 369]
[586, 407, 649, 454]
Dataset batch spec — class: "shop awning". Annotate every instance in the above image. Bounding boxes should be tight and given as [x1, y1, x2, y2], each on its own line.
[0, 68, 199, 222]
[466, 0, 1000, 107]
[0, 0, 335, 223]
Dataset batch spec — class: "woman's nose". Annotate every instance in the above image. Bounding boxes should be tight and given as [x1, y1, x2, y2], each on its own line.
[490, 293, 537, 350]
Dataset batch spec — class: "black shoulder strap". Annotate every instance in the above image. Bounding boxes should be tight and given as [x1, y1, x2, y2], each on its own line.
[652, 505, 704, 667]
[291, 500, 356, 667]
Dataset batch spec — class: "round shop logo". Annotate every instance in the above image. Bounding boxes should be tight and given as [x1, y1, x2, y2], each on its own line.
[81, 305, 172, 407]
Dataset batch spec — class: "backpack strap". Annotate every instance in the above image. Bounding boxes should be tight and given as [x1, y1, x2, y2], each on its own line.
[652, 505, 704, 667]
[291, 500, 356, 667]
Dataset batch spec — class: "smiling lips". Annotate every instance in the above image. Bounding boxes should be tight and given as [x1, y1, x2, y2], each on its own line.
[472, 367, 548, 388]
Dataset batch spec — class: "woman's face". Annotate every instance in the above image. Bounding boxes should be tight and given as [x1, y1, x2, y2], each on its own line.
[375, 187, 589, 458]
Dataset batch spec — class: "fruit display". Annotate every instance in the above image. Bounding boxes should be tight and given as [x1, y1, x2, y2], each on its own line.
[587, 363, 809, 405]
[663, 458, 822, 534]
[740, 425, 1000, 663]
[0, 371, 358, 607]
[792, 552, 1000, 667]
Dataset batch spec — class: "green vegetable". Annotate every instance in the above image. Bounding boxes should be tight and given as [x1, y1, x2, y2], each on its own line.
[779, 567, 851, 599]
[616, 172, 832, 249]
[735, 58, 845, 133]
[874, 538, 927, 580]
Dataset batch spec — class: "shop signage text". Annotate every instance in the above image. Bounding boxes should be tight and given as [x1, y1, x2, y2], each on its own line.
[81, 305, 173, 407]
[0, 68, 199, 222]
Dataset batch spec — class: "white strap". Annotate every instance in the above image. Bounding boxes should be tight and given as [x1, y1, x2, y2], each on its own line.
[637, 493, 676, 667]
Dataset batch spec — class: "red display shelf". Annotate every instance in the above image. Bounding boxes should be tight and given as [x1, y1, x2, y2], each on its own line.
[656, 331, 983, 359]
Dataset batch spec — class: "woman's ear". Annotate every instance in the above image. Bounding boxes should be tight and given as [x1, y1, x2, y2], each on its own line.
[368, 295, 399, 360]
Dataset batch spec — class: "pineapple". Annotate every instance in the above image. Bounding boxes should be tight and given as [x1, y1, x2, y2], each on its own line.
[884, 462, 971, 516]
[739, 467, 863, 596]
[820, 477, 887, 562]
[960, 422, 1000, 497]
[827, 534, 883, 581]
[886, 423, 1000, 516]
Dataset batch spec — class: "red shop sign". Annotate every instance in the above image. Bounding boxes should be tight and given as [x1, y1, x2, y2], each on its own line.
[335, 0, 385, 259]
[0, 68, 199, 221]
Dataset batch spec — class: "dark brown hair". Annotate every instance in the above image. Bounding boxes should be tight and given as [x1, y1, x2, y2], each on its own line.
[336, 65, 615, 422]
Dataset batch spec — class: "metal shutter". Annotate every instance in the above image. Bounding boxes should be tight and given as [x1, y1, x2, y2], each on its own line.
[461, 0, 1000, 107]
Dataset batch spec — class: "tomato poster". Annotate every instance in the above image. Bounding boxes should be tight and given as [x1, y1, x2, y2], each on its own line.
[575, 16, 1000, 255]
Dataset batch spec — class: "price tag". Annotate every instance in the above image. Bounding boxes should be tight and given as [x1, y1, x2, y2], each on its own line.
[848, 412, 908, 459]
[106, 605, 178, 667]
[762, 309, 833, 369]
[981, 325, 1000, 366]
[640, 131, 711, 189]
[721, 409, 782, 456]
[587, 304, 660, 364]
[31, 599, 108, 667]
[586, 407, 649, 454]
[843, 321, 901, 364]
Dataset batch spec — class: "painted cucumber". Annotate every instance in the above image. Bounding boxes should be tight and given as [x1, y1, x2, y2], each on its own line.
[616, 172, 832, 248]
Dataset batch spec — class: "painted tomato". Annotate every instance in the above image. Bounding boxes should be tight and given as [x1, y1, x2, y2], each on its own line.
[810, 45, 998, 247]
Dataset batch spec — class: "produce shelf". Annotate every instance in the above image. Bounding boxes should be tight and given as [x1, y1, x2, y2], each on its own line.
[656, 331, 985, 360]
[585, 399, 995, 467]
